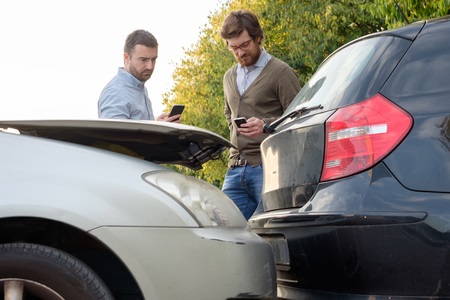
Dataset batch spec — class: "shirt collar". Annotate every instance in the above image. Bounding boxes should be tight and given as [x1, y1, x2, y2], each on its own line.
[238, 48, 271, 73]
[118, 67, 145, 88]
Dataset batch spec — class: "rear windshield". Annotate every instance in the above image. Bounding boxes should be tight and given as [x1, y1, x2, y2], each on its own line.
[285, 35, 412, 114]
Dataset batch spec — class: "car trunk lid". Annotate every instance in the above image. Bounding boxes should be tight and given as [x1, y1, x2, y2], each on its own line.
[261, 112, 333, 211]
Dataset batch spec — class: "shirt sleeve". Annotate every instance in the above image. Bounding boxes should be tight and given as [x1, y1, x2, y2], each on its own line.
[98, 90, 131, 119]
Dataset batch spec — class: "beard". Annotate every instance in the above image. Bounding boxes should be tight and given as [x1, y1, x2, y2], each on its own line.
[129, 65, 153, 82]
[236, 46, 261, 67]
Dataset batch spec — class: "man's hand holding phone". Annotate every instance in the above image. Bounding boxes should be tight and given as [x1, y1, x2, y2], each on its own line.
[234, 117, 247, 128]
[161, 104, 185, 123]
[235, 117, 265, 138]
[156, 104, 184, 122]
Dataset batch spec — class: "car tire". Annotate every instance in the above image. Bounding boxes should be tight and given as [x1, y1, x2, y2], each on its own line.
[0, 243, 114, 300]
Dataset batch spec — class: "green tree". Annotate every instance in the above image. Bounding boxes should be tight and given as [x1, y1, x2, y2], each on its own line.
[368, 0, 450, 29]
[161, 11, 233, 185]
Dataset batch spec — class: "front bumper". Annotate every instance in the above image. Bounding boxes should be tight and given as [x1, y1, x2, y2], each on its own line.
[90, 226, 276, 300]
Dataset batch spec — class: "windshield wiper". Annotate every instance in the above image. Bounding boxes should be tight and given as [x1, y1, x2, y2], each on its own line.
[264, 104, 323, 134]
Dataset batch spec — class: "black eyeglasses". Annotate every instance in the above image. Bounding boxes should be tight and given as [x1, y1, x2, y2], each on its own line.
[227, 38, 254, 52]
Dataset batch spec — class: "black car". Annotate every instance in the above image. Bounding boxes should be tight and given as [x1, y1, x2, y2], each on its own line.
[250, 15, 450, 299]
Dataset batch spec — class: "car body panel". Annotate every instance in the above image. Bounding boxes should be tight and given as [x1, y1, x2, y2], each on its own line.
[260, 111, 331, 211]
[0, 130, 198, 228]
[91, 226, 276, 299]
[252, 163, 450, 298]
[0, 120, 276, 299]
[380, 18, 450, 193]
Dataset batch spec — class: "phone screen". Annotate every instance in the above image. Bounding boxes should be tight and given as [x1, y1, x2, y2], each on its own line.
[234, 117, 247, 128]
[169, 105, 185, 118]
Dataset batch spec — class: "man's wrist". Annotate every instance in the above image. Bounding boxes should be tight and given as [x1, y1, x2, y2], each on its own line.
[263, 119, 274, 133]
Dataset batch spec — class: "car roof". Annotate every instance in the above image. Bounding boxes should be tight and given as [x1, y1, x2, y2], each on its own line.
[0, 119, 234, 170]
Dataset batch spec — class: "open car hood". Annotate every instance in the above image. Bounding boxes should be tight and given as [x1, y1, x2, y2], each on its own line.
[0, 119, 234, 170]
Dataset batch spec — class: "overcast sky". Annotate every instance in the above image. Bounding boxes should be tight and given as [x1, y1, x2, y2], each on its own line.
[0, 0, 222, 120]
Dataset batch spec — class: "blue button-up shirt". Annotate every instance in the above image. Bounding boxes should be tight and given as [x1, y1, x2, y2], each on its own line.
[237, 49, 271, 95]
[98, 67, 155, 120]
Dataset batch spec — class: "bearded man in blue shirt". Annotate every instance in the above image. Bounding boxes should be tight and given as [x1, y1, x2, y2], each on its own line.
[98, 30, 180, 122]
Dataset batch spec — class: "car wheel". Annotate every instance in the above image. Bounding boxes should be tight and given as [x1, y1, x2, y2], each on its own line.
[0, 243, 114, 300]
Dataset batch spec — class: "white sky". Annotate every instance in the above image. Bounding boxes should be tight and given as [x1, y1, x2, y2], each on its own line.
[0, 0, 222, 120]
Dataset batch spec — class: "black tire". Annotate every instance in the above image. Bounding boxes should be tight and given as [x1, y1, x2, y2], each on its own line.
[0, 243, 114, 300]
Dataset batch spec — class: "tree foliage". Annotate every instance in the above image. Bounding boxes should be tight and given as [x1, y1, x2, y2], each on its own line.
[368, 0, 450, 29]
[257, 0, 384, 85]
[162, 0, 449, 187]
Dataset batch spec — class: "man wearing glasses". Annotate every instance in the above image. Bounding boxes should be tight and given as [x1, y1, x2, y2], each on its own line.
[220, 9, 301, 220]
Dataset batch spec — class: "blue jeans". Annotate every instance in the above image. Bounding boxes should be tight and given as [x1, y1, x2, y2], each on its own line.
[222, 165, 263, 220]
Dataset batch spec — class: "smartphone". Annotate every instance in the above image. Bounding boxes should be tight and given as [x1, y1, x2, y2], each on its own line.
[234, 117, 247, 128]
[169, 105, 185, 120]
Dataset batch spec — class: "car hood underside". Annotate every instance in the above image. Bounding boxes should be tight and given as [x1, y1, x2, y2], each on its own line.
[0, 119, 233, 170]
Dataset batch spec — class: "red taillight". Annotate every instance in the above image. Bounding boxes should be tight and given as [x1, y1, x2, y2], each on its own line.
[321, 94, 412, 181]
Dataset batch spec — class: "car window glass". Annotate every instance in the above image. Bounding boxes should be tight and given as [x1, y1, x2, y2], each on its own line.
[285, 38, 378, 114]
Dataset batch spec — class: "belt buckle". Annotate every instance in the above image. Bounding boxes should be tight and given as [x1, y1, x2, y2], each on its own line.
[236, 157, 247, 167]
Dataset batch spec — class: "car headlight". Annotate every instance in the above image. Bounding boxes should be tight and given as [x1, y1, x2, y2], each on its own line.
[144, 171, 247, 227]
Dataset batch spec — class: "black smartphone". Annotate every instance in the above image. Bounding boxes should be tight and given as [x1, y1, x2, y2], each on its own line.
[234, 117, 247, 128]
[169, 105, 185, 120]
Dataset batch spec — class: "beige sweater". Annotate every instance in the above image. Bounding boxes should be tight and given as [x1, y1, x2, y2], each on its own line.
[223, 56, 301, 167]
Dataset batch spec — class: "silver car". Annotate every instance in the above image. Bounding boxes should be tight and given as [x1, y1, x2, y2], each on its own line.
[0, 119, 276, 300]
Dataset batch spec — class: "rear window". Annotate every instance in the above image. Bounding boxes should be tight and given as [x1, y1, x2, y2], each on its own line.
[284, 35, 412, 115]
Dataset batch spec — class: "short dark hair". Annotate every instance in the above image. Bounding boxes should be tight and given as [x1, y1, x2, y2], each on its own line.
[124, 30, 158, 55]
[220, 10, 264, 41]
